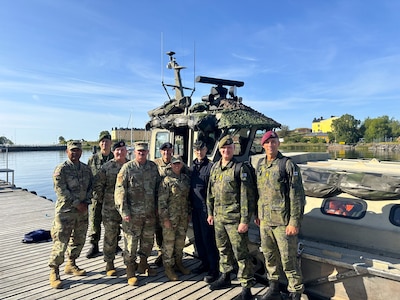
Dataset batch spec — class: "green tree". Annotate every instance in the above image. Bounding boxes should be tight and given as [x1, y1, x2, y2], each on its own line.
[331, 114, 361, 144]
[0, 136, 13, 145]
[58, 136, 66, 144]
[363, 116, 392, 142]
[278, 125, 290, 138]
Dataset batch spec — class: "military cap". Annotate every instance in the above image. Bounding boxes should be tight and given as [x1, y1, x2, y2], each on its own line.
[261, 131, 279, 145]
[112, 140, 126, 151]
[67, 140, 82, 150]
[171, 155, 183, 164]
[134, 141, 148, 151]
[160, 142, 173, 150]
[98, 130, 112, 142]
[193, 140, 206, 150]
[218, 135, 234, 148]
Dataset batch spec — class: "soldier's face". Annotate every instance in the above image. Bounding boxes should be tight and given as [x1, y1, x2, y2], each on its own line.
[135, 149, 148, 164]
[161, 147, 173, 162]
[194, 147, 207, 160]
[219, 144, 234, 161]
[171, 162, 183, 174]
[99, 138, 112, 153]
[262, 138, 280, 158]
[113, 146, 127, 163]
[67, 148, 82, 164]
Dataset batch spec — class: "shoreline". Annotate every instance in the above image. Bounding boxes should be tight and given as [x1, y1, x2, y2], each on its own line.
[0, 145, 66, 152]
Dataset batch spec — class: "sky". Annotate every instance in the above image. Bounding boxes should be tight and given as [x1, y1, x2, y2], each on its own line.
[1, 0, 399, 145]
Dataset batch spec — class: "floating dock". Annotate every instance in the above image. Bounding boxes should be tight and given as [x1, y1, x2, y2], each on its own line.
[0, 181, 270, 300]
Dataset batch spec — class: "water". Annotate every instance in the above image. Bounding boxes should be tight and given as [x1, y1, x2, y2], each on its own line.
[1, 148, 399, 202]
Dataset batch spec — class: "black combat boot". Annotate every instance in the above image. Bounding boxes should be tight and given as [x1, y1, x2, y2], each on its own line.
[209, 272, 231, 290]
[289, 292, 302, 300]
[86, 243, 99, 258]
[257, 281, 280, 300]
[233, 287, 253, 300]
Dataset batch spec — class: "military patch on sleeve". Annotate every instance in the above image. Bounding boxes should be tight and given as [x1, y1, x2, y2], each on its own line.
[294, 171, 299, 176]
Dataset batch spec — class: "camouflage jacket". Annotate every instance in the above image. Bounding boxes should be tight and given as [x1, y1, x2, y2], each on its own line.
[158, 172, 191, 222]
[256, 151, 305, 227]
[93, 158, 128, 209]
[207, 158, 256, 224]
[53, 159, 93, 213]
[114, 160, 161, 219]
[87, 152, 114, 177]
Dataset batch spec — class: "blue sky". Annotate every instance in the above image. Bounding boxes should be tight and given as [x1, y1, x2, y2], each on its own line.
[1, 0, 399, 145]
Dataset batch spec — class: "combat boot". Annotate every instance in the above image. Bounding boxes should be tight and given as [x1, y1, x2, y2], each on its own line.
[154, 250, 163, 267]
[126, 263, 138, 286]
[174, 259, 191, 275]
[164, 265, 178, 281]
[257, 281, 280, 300]
[289, 292, 302, 300]
[105, 261, 116, 276]
[86, 243, 99, 258]
[233, 287, 253, 300]
[137, 257, 157, 276]
[209, 272, 231, 290]
[49, 267, 62, 289]
[64, 259, 86, 276]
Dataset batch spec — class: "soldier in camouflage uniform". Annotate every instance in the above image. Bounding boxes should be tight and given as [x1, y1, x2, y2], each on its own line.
[206, 135, 256, 300]
[158, 155, 191, 281]
[48, 140, 93, 289]
[93, 140, 128, 277]
[114, 141, 161, 286]
[153, 142, 189, 266]
[87, 131, 115, 258]
[254, 131, 305, 300]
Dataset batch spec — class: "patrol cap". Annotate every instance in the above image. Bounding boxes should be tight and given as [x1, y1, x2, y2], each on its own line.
[261, 131, 279, 145]
[67, 140, 82, 150]
[134, 141, 148, 151]
[112, 140, 126, 151]
[171, 155, 183, 164]
[160, 142, 173, 150]
[193, 140, 206, 150]
[218, 135, 234, 148]
[98, 130, 111, 142]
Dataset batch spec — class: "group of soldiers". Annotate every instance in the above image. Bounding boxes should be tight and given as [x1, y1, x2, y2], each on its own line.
[47, 130, 305, 300]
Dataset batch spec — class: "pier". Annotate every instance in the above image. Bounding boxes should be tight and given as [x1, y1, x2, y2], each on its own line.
[0, 181, 269, 300]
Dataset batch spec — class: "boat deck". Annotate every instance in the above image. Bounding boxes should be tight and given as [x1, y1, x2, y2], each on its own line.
[0, 181, 269, 300]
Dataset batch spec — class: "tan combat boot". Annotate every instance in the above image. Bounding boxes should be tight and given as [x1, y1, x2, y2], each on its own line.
[164, 265, 178, 281]
[137, 257, 157, 277]
[126, 263, 138, 286]
[49, 267, 62, 289]
[64, 259, 86, 276]
[175, 259, 191, 275]
[106, 261, 116, 276]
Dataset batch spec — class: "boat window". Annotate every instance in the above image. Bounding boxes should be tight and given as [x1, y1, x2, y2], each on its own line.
[321, 197, 366, 219]
[154, 131, 170, 159]
[389, 205, 400, 227]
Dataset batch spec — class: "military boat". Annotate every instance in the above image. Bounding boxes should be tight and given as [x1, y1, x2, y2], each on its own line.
[146, 52, 400, 300]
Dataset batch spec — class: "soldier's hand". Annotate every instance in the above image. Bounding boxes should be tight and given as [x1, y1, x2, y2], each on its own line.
[76, 202, 88, 213]
[286, 225, 299, 236]
[123, 215, 131, 222]
[238, 223, 248, 233]
[254, 218, 260, 227]
[207, 216, 214, 226]
[164, 219, 172, 229]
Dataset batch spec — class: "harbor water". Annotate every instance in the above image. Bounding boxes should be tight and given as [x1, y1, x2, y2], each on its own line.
[1, 148, 399, 202]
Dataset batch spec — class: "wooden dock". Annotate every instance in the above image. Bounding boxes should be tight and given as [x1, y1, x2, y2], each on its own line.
[0, 181, 270, 300]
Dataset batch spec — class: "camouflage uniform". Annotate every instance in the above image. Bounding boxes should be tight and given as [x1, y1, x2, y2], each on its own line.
[114, 160, 161, 265]
[207, 158, 256, 288]
[256, 151, 305, 293]
[158, 171, 191, 267]
[49, 159, 93, 267]
[87, 152, 114, 245]
[93, 158, 128, 263]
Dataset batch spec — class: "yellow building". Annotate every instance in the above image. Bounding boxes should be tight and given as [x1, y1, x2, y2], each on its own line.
[312, 116, 338, 133]
[111, 128, 151, 145]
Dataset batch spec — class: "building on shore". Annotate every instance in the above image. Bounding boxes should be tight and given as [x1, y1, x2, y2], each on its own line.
[111, 127, 151, 145]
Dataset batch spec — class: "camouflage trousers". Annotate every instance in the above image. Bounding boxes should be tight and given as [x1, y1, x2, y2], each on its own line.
[48, 210, 88, 267]
[260, 222, 304, 293]
[89, 198, 103, 244]
[102, 210, 122, 263]
[161, 215, 188, 267]
[122, 213, 156, 265]
[214, 218, 255, 288]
